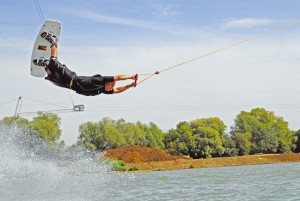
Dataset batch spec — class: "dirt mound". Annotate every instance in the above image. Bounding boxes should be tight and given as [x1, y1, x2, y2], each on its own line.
[105, 145, 181, 163]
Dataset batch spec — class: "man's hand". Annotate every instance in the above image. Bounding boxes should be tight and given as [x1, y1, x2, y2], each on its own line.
[113, 81, 137, 94]
[131, 74, 138, 81]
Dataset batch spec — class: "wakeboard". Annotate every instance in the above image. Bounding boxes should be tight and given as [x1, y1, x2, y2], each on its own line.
[30, 20, 61, 77]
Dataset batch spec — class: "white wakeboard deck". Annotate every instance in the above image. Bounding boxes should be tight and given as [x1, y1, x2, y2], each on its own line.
[30, 20, 61, 77]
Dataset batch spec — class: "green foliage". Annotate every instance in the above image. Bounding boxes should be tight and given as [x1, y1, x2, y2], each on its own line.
[293, 129, 300, 153]
[1, 113, 61, 144]
[222, 135, 238, 156]
[233, 132, 252, 155]
[112, 160, 126, 172]
[164, 118, 228, 158]
[2, 107, 297, 160]
[231, 108, 295, 154]
[78, 119, 123, 151]
[128, 166, 139, 171]
[164, 122, 194, 156]
[190, 118, 226, 158]
[146, 122, 165, 149]
[30, 112, 61, 142]
[1, 116, 30, 129]
[78, 118, 165, 151]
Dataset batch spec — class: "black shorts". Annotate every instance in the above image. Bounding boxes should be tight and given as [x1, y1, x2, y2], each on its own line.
[72, 75, 115, 96]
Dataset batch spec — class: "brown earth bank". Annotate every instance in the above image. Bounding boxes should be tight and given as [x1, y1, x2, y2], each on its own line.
[104, 145, 184, 163]
[104, 145, 300, 172]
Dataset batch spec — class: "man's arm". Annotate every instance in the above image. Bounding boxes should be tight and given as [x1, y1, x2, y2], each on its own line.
[114, 75, 137, 81]
[113, 81, 136, 94]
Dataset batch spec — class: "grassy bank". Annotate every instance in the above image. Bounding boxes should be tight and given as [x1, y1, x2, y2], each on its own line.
[126, 153, 300, 172]
[105, 145, 300, 172]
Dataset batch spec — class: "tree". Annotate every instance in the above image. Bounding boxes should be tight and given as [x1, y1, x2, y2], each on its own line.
[275, 118, 296, 153]
[222, 134, 238, 156]
[141, 122, 165, 149]
[81, 118, 126, 151]
[190, 118, 226, 158]
[1, 115, 30, 129]
[164, 121, 194, 156]
[77, 121, 99, 151]
[164, 118, 227, 158]
[132, 121, 150, 147]
[1, 114, 64, 159]
[293, 129, 300, 153]
[30, 112, 61, 142]
[1, 114, 61, 142]
[233, 132, 252, 155]
[78, 118, 165, 151]
[231, 108, 295, 154]
[98, 118, 126, 149]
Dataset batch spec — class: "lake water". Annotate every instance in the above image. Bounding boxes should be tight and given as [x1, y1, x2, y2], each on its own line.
[1, 126, 300, 201]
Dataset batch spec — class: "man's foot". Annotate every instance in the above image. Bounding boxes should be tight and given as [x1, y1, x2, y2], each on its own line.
[33, 59, 49, 67]
[40, 31, 58, 45]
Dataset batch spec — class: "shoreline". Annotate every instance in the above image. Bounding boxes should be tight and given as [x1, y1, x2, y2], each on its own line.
[125, 153, 300, 172]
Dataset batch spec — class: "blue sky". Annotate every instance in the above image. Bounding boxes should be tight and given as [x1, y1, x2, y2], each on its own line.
[1, 0, 300, 145]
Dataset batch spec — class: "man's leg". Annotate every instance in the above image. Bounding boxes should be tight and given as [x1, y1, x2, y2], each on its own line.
[114, 74, 138, 81]
[51, 44, 58, 58]
[41, 31, 58, 58]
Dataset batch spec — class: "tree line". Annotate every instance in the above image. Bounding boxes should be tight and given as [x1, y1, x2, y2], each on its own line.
[0, 112, 61, 143]
[2, 108, 300, 158]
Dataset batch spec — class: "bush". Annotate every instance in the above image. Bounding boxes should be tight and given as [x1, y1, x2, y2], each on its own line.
[128, 166, 139, 171]
[112, 160, 126, 171]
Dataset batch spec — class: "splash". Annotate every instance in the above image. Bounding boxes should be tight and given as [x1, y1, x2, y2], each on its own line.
[0, 124, 110, 179]
[0, 124, 137, 201]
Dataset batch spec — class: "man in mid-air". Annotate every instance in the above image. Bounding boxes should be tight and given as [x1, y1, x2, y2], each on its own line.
[34, 32, 138, 96]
